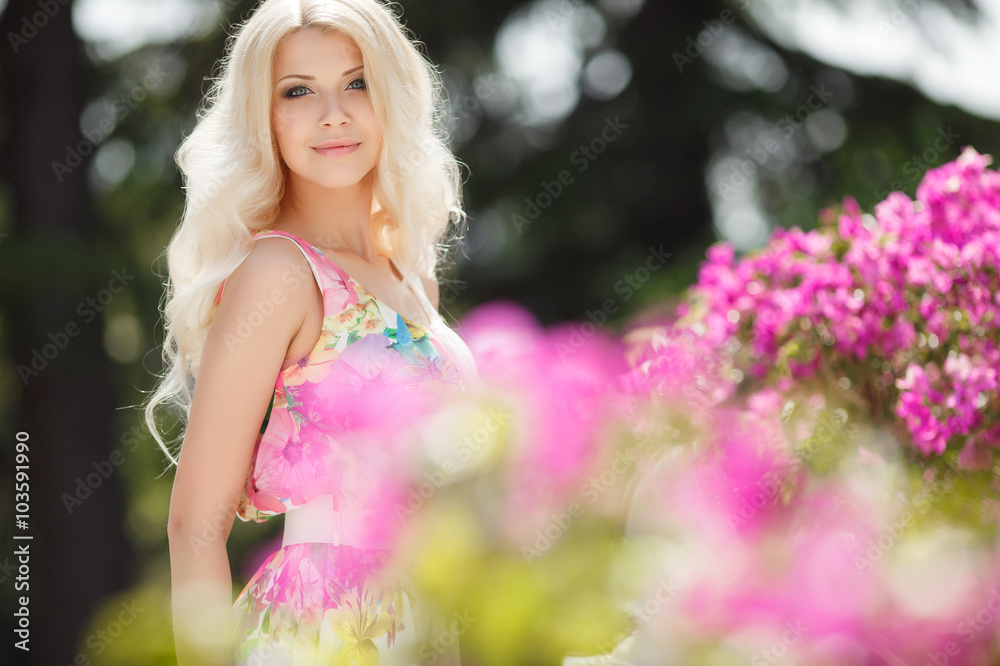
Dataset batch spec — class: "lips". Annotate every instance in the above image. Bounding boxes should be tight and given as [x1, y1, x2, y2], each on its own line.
[314, 139, 359, 149]
[312, 140, 361, 157]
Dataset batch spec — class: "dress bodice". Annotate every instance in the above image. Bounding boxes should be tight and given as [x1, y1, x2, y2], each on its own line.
[213, 229, 477, 524]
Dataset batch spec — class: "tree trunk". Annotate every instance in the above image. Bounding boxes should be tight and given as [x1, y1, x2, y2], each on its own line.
[0, 1, 135, 664]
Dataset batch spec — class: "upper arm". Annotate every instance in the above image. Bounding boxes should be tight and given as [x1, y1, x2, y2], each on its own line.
[421, 274, 440, 311]
[167, 239, 318, 541]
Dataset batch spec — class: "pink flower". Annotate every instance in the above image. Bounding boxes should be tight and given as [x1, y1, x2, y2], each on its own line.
[298, 333, 432, 439]
[678, 146, 1000, 461]
[255, 408, 333, 505]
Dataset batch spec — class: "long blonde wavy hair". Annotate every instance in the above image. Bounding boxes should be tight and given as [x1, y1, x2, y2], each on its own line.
[144, 0, 467, 466]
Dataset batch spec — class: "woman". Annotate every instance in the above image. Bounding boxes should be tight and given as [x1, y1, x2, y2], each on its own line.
[144, 0, 477, 662]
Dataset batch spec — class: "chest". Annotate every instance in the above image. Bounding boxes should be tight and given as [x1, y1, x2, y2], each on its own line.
[318, 247, 428, 325]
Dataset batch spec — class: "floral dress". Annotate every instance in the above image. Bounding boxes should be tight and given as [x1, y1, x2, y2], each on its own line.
[218, 229, 477, 665]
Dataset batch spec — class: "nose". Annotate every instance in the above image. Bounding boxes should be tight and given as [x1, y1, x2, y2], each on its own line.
[319, 91, 350, 127]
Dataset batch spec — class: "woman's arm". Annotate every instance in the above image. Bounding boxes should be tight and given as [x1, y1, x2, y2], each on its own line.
[166, 239, 317, 665]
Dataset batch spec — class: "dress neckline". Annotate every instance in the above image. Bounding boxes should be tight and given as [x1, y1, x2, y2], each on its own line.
[252, 229, 437, 329]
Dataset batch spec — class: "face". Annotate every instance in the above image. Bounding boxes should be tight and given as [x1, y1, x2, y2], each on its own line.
[271, 28, 382, 191]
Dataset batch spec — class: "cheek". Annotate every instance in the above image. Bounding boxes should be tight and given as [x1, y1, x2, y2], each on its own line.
[362, 108, 383, 145]
[350, 96, 380, 132]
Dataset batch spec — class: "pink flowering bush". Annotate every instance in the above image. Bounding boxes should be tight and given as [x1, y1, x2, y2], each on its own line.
[609, 320, 1000, 665]
[678, 146, 1000, 464]
[329, 149, 1000, 665]
[385, 301, 639, 666]
[618, 430, 1000, 665]
[588, 147, 1000, 664]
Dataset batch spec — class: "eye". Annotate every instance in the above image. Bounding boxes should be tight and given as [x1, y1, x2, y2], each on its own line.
[284, 85, 311, 98]
[347, 77, 367, 91]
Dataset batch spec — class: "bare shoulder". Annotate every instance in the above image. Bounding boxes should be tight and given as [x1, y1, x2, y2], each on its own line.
[209, 235, 321, 355]
[222, 235, 317, 306]
[419, 273, 440, 311]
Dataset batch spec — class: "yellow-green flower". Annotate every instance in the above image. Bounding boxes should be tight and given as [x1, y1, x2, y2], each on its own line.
[324, 588, 393, 665]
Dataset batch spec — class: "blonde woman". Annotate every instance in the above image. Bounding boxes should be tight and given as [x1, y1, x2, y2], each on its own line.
[145, 0, 477, 662]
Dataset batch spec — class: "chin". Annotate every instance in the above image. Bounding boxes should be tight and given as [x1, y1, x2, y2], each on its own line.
[291, 158, 377, 190]
[289, 167, 373, 191]
[323, 171, 374, 189]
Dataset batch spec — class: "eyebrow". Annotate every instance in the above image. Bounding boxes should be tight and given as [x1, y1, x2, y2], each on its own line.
[276, 65, 364, 83]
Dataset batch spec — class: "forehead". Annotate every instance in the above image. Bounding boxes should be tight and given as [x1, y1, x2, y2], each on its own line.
[273, 28, 364, 78]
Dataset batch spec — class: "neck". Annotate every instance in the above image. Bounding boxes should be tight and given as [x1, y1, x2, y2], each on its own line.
[279, 173, 378, 261]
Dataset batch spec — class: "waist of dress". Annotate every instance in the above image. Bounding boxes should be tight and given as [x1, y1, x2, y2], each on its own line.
[281, 494, 391, 550]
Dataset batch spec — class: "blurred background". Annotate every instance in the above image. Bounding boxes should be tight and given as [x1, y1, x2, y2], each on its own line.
[0, 0, 998, 662]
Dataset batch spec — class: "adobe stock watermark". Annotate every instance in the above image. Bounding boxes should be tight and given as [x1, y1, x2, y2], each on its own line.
[450, 74, 500, 131]
[394, 406, 510, 522]
[222, 261, 316, 352]
[188, 161, 241, 217]
[853, 473, 956, 575]
[872, 127, 961, 200]
[521, 440, 647, 564]
[178, 129, 275, 217]
[555, 244, 673, 361]
[78, 599, 145, 660]
[713, 84, 836, 200]
[417, 610, 477, 664]
[243, 641, 279, 666]
[6, 0, 70, 54]
[398, 75, 501, 178]
[51, 63, 167, 182]
[0, 555, 17, 586]
[187, 501, 237, 556]
[727, 408, 854, 532]
[671, 0, 752, 73]
[923, 586, 1000, 666]
[879, 0, 929, 39]
[62, 424, 149, 515]
[541, 0, 588, 29]
[17, 267, 135, 386]
[748, 619, 810, 665]
[593, 576, 682, 656]
[216, 0, 244, 18]
[438, 279, 468, 306]
[511, 115, 630, 234]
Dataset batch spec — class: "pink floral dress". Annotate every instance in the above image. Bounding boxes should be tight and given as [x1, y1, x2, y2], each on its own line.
[219, 229, 476, 665]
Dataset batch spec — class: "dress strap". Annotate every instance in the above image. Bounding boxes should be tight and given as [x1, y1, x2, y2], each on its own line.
[400, 268, 480, 384]
[391, 260, 439, 327]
